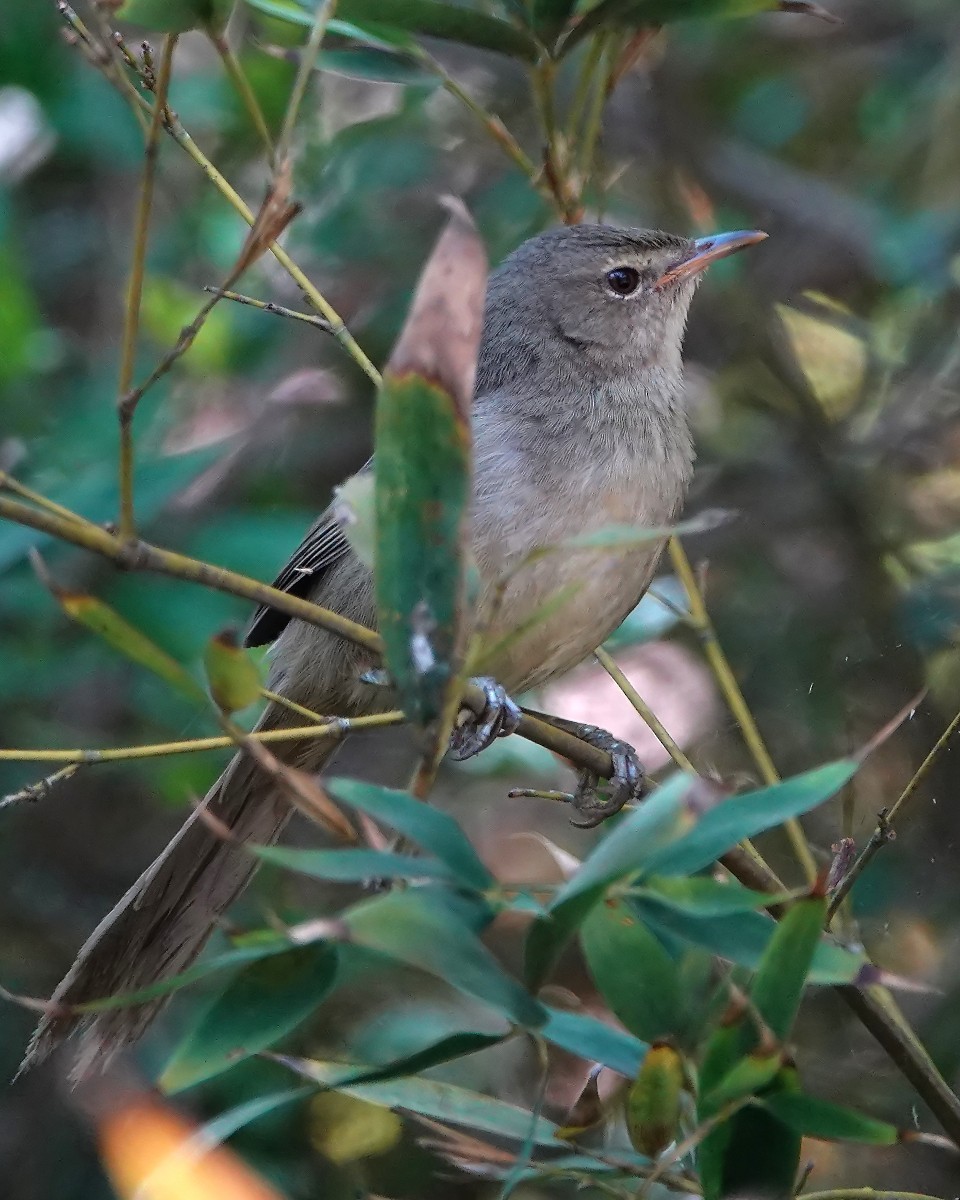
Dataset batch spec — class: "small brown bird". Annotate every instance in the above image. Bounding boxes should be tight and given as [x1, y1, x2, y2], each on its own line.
[23, 222, 765, 1075]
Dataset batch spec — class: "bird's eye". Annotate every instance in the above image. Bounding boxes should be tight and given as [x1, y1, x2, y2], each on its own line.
[606, 266, 642, 296]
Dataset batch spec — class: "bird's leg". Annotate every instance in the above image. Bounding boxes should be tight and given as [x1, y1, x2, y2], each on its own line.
[530, 714, 648, 828]
[448, 677, 522, 761]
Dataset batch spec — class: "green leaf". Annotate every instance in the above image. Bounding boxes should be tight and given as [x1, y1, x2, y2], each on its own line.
[375, 207, 486, 743]
[540, 1006, 647, 1078]
[252, 844, 458, 884]
[49, 587, 205, 703]
[333, 471, 376, 570]
[192, 1085, 315, 1146]
[641, 760, 857, 879]
[242, 0, 539, 60]
[525, 774, 693, 988]
[343, 886, 546, 1028]
[757, 1091, 900, 1145]
[637, 875, 796, 918]
[273, 1054, 563, 1143]
[749, 889, 828, 1042]
[580, 898, 682, 1044]
[636, 900, 868, 985]
[701, 1050, 784, 1110]
[529, 0, 578, 43]
[203, 627, 262, 712]
[328, 777, 493, 890]
[117, 0, 233, 32]
[316, 47, 439, 86]
[160, 943, 339, 1092]
[700, 1063, 803, 1200]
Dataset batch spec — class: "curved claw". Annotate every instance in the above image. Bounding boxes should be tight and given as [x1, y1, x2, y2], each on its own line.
[567, 725, 647, 828]
[449, 677, 522, 762]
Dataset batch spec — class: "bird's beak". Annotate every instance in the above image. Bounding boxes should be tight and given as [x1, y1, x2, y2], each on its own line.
[655, 229, 768, 289]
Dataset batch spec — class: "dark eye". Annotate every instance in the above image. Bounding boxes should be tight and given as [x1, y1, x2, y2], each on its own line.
[606, 266, 641, 296]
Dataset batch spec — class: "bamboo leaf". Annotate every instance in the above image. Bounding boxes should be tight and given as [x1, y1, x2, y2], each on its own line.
[757, 1090, 900, 1145]
[203, 627, 262, 712]
[160, 943, 339, 1092]
[117, 0, 233, 32]
[251, 844, 458, 884]
[375, 202, 486, 749]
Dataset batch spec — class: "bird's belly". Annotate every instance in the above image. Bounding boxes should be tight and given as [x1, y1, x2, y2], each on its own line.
[474, 535, 666, 696]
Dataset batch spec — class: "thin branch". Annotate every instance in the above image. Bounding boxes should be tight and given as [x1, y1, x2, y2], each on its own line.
[0, 765, 80, 811]
[799, 1189, 951, 1200]
[594, 646, 695, 773]
[0, 714, 401, 767]
[668, 537, 820, 885]
[209, 30, 275, 163]
[827, 702, 960, 920]
[208, 287, 331, 331]
[275, 0, 336, 167]
[117, 31, 176, 540]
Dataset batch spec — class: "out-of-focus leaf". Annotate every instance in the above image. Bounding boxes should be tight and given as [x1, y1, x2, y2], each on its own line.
[375, 203, 486, 748]
[342, 886, 545, 1027]
[160, 943, 339, 1092]
[327, 777, 493, 890]
[701, 1049, 784, 1110]
[203, 628, 262, 712]
[640, 761, 857, 878]
[580, 898, 682, 1045]
[525, 774, 693, 988]
[748, 888, 828, 1042]
[625, 1041, 685, 1158]
[273, 1054, 563, 1144]
[561, 0, 838, 55]
[252, 844, 458, 883]
[777, 301, 867, 422]
[117, 0, 234, 34]
[0, 447, 222, 574]
[97, 1091, 286, 1200]
[241, 0, 539, 60]
[540, 1006, 647, 1078]
[603, 579, 686, 650]
[529, 0, 578, 43]
[70, 939, 295, 1012]
[332, 471, 376, 570]
[309, 1092, 402, 1163]
[45, 581, 205, 703]
[757, 1091, 900, 1144]
[317, 47, 439, 85]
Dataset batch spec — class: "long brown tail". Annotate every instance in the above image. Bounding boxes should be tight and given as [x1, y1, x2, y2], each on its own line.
[20, 708, 339, 1079]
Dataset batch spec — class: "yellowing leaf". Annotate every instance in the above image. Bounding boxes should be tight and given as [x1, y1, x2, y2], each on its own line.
[777, 302, 867, 422]
[98, 1095, 283, 1200]
[204, 628, 263, 712]
[308, 1092, 402, 1164]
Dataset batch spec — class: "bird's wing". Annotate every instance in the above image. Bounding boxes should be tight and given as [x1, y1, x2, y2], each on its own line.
[244, 514, 352, 647]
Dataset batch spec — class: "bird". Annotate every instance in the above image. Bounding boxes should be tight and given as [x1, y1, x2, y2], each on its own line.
[22, 221, 765, 1076]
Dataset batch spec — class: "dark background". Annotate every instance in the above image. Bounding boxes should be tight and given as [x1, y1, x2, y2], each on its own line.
[2, 1, 960, 1195]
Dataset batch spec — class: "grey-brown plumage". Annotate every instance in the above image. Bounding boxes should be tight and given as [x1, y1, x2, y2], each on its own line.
[23, 223, 756, 1076]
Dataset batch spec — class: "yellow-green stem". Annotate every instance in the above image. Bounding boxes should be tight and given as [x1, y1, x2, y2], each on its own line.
[276, 0, 337, 167]
[210, 32, 275, 163]
[668, 537, 819, 885]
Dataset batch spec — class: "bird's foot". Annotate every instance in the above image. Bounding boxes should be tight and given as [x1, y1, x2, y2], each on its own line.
[565, 724, 647, 828]
[449, 677, 522, 761]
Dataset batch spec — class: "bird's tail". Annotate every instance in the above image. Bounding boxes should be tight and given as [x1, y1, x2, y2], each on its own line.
[20, 706, 339, 1079]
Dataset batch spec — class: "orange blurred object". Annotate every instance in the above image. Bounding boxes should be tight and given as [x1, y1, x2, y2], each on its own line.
[98, 1094, 283, 1200]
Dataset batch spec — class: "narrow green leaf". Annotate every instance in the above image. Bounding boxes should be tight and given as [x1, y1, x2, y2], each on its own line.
[701, 1050, 784, 1110]
[118, 0, 232, 32]
[252, 844, 457, 883]
[749, 890, 828, 1043]
[525, 774, 692, 989]
[191, 1085, 314, 1147]
[273, 1054, 563, 1143]
[636, 900, 868, 985]
[328, 777, 493, 890]
[47, 586, 204, 702]
[529, 0, 578, 43]
[758, 1091, 900, 1145]
[160, 943, 339, 1092]
[343, 886, 545, 1028]
[637, 875, 797, 918]
[580, 898, 682, 1044]
[641, 760, 857, 879]
[540, 1006, 647, 1078]
[242, 0, 540, 60]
